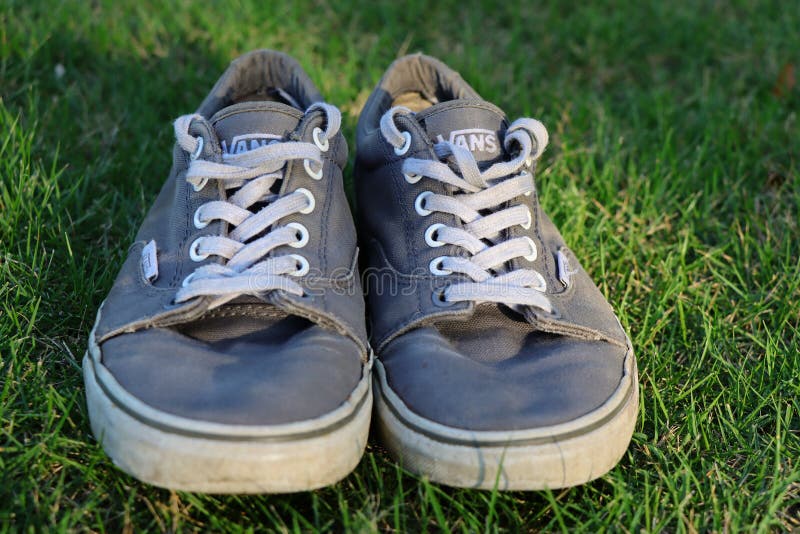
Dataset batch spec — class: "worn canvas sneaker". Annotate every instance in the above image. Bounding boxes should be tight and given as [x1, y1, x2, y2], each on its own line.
[83, 50, 371, 493]
[355, 54, 639, 490]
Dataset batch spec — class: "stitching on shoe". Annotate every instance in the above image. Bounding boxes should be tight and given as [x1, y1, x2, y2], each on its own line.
[173, 168, 193, 289]
[387, 148, 422, 319]
[319, 133, 339, 276]
[201, 305, 287, 319]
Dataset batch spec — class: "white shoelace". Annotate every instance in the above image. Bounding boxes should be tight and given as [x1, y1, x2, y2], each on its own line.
[172, 103, 341, 306]
[380, 106, 553, 313]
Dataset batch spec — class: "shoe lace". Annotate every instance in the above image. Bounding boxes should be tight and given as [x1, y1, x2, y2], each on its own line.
[380, 106, 553, 313]
[171, 103, 340, 307]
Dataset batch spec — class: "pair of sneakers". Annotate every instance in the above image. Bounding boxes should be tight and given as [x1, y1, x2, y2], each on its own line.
[84, 50, 639, 493]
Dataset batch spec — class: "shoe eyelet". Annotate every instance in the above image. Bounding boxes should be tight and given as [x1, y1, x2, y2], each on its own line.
[287, 222, 309, 248]
[432, 288, 455, 307]
[533, 271, 548, 292]
[518, 170, 533, 196]
[295, 188, 316, 214]
[303, 159, 323, 180]
[189, 238, 209, 262]
[523, 236, 538, 262]
[193, 206, 209, 229]
[404, 172, 422, 184]
[191, 136, 204, 160]
[312, 127, 329, 152]
[191, 178, 209, 192]
[415, 191, 434, 216]
[429, 256, 452, 276]
[424, 223, 447, 248]
[289, 254, 310, 276]
[394, 131, 412, 156]
[521, 208, 532, 230]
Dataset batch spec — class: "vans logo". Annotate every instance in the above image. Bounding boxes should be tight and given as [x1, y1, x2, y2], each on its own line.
[436, 128, 499, 155]
[220, 133, 280, 158]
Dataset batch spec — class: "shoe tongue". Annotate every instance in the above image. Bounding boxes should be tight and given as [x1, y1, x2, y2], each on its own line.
[209, 101, 303, 158]
[415, 99, 508, 164]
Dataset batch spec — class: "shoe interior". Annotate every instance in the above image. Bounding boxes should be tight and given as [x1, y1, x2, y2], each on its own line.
[229, 86, 303, 108]
[391, 90, 437, 113]
[358, 54, 484, 136]
[177, 306, 315, 343]
[432, 303, 553, 363]
[196, 49, 323, 118]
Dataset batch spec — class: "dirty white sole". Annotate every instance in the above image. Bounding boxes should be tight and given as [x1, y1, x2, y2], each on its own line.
[373, 348, 638, 491]
[84, 325, 372, 493]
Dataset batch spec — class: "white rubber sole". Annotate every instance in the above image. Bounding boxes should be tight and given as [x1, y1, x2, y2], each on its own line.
[84, 321, 372, 493]
[373, 348, 638, 491]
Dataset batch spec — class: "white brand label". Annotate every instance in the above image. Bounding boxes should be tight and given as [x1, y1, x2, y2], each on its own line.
[220, 133, 280, 158]
[436, 128, 499, 155]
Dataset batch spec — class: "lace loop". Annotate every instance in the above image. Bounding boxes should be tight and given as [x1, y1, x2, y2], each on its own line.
[172, 103, 341, 307]
[380, 106, 413, 149]
[307, 102, 341, 144]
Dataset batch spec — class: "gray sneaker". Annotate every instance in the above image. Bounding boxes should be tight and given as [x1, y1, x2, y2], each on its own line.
[83, 50, 371, 493]
[355, 54, 638, 490]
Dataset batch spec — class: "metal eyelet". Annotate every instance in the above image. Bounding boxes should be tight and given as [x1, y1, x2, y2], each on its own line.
[518, 170, 533, 196]
[190, 178, 209, 192]
[191, 136, 204, 160]
[521, 208, 532, 230]
[287, 222, 309, 248]
[532, 271, 548, 292]
[394, 131, 412, 156]
[415, 191, 434, 216]
[295, 188, 316, 214]
[432, 288, 455, 307]
[187, 136, 207, 195]
[312, 127, 329, 151]
[404, 172, 422, 184]
[303, 159, 323, 180]
[429, 256, 452, 276]
[288, 254, 310, 276]
[189, 238, 209, 262]
[424, 223, 447, 248]
[193, 206, 209, 229]
[523, 236, 538, 262]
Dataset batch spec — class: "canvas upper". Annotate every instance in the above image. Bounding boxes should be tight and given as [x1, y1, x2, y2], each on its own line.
[355, 54, 632, 431]
[91, 50, 368, 426]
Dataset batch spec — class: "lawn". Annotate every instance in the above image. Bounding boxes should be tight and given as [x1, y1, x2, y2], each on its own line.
[1, 0, 798, 531]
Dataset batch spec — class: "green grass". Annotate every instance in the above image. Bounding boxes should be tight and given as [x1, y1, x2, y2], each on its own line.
[1, 0, 798, 531]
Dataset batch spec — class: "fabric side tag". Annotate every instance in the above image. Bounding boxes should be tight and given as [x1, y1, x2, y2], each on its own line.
[557, 248, 577, 288]
[141, 240, 159, 282]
